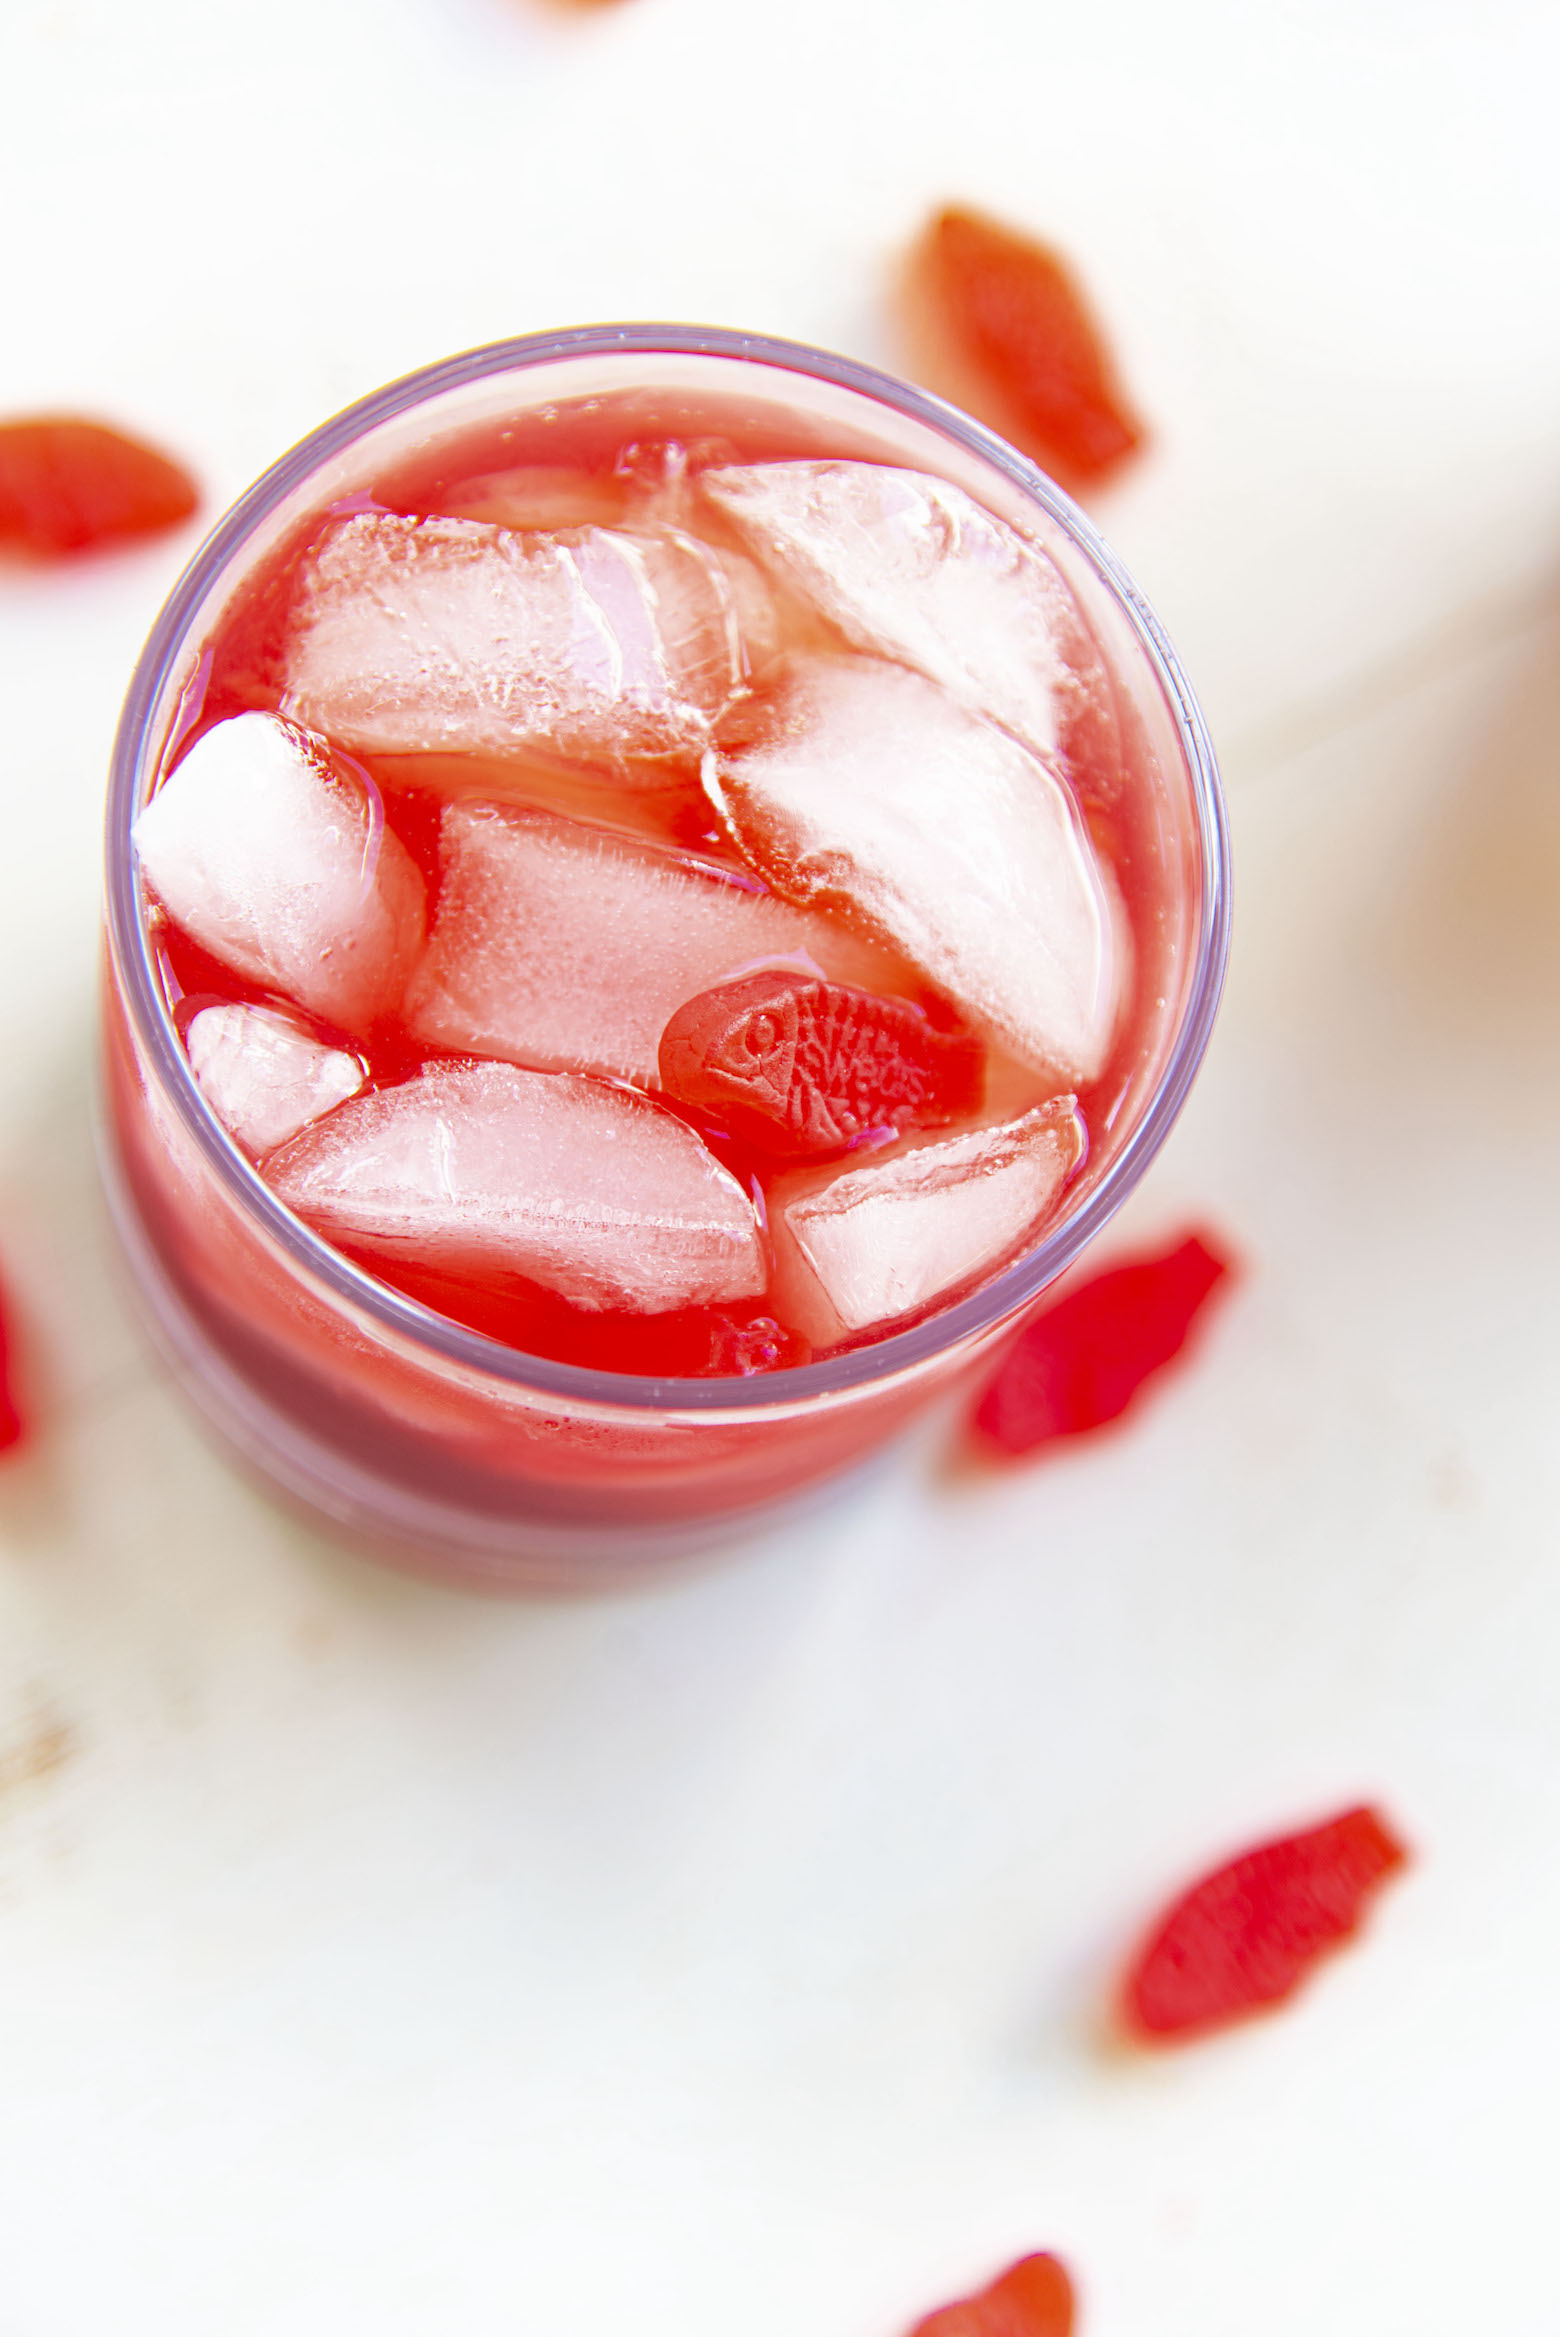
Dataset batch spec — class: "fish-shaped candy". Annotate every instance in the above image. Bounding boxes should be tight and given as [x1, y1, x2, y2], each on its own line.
[659, 970, 982, 1160]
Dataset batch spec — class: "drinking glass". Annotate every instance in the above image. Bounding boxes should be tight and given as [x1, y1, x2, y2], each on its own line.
[100, 325, 1230, 1587]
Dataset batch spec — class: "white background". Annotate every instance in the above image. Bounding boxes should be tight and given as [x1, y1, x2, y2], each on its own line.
[2, 1, 1560, 2329]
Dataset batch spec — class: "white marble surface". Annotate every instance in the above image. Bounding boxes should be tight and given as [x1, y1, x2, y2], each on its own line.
[2, 1, 1559, 2329]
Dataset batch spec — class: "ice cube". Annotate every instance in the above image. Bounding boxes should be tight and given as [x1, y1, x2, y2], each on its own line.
[701, 460, 1084, 762]
[185, 1002, 364, 1157]
[280, 512, 774, 769]
[133, 712, 426, 1034]
[404, 801, 915, 1088]
[440, 466, 637, 531]
[445, 440, 739, 536]
[705, 656, 1120, 1082]
[770, 1097, 1085, 1346]
[265, 1061, 767, 1314]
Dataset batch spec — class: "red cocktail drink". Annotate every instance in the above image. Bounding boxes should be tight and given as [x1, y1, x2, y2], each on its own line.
[101, 329, 1227, 1584]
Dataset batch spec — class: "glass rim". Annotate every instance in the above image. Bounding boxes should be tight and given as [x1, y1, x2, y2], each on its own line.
[104, 320, 1231, 1417]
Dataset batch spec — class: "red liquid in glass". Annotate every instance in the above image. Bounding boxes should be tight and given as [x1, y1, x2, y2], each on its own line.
[103, 343, 1219, 1578]
[139, 398, 1167, 1381]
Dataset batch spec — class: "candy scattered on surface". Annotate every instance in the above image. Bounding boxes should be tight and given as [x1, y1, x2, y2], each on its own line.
[0, 1279, 23, 1457]
[907, 2252, 1075, 2337]
[906, 207, 1145, 491]
[1121, 1805, 1410, 2041]
[0, 416, 198, 556]
[973, 1229, 1236, 1455]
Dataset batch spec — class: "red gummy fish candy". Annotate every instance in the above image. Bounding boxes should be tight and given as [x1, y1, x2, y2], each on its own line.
[1121, 1804, 1410, 2042]
[0, 416, 198, 557]
[0, 1277, 24, 1456]
[974, 1229, 1235, 1456]
[909, 207, 1145, 491]
[907, 2253, 1075, 2337]
[659, 970, 981, 1160]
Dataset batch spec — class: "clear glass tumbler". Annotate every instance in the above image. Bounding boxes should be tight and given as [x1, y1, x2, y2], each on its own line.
[100, 325, 1230, 1588]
